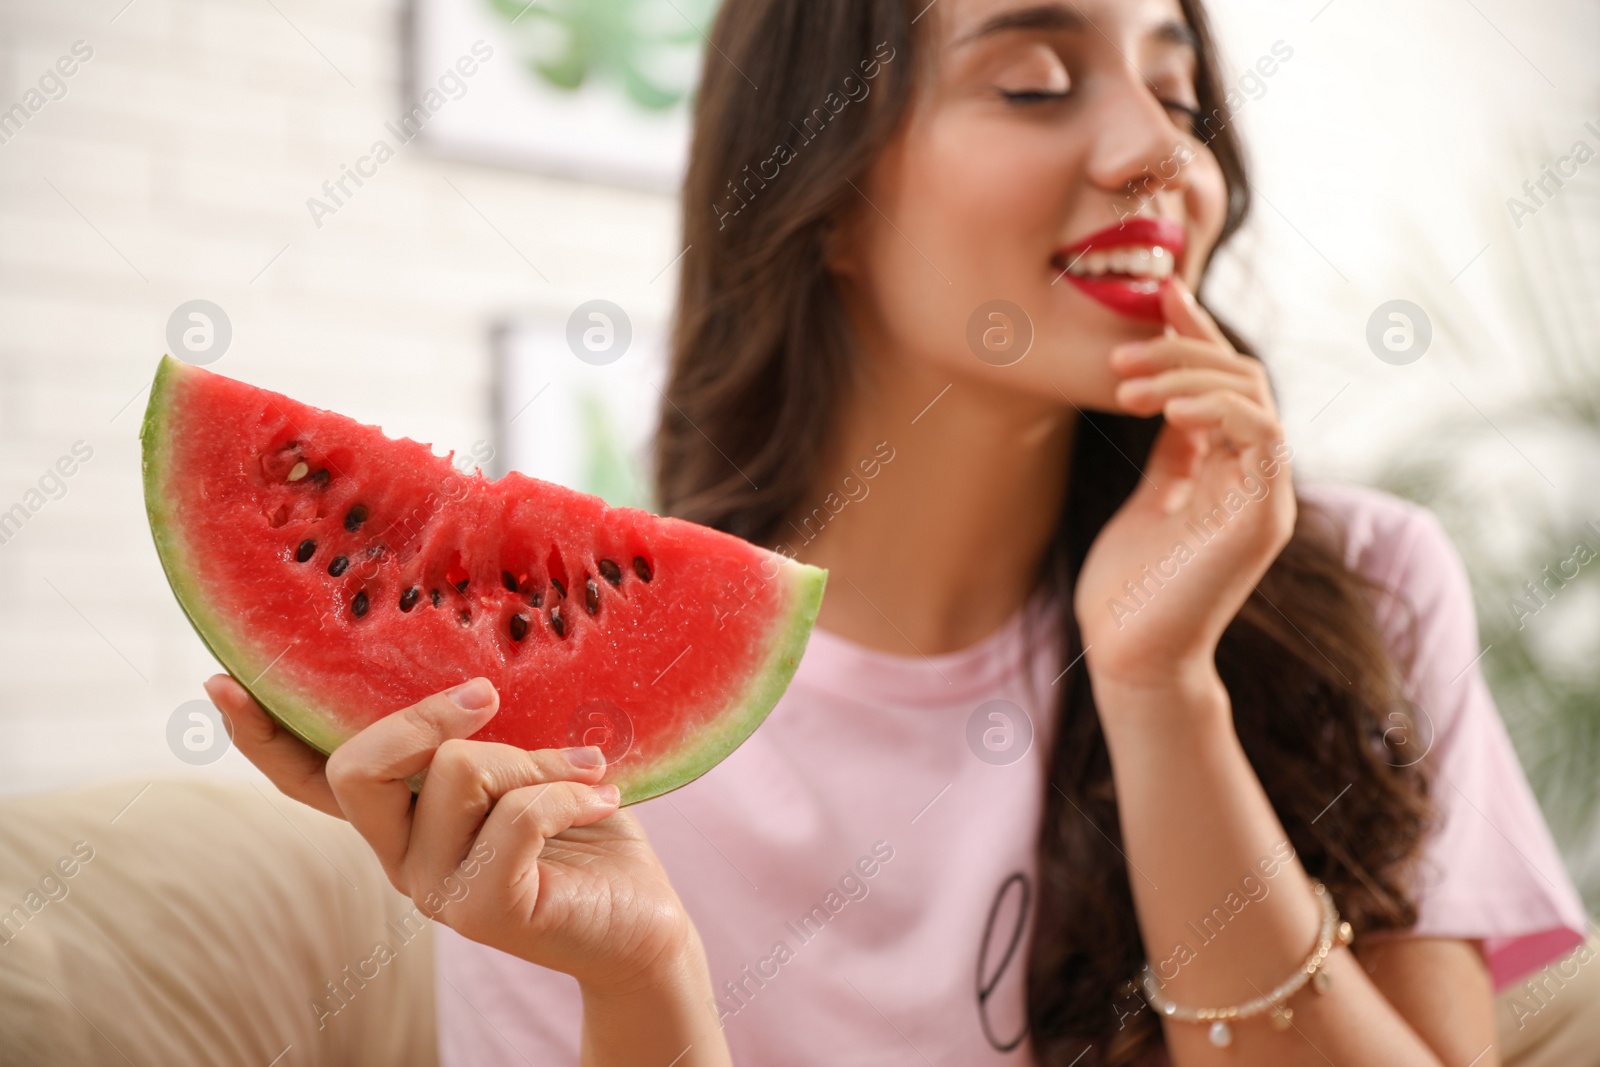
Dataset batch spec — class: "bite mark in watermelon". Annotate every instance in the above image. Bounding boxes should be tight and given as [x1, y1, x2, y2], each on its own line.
[139, 356, 826, 804]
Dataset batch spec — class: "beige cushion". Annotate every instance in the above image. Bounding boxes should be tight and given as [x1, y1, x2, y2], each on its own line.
[1495, 929, 1600, 1067]
[0, 777, 436, 1066]
[0, 776, 1595, 1065]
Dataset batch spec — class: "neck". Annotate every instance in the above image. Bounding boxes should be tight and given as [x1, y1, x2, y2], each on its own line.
[781, 357, 1074, 657]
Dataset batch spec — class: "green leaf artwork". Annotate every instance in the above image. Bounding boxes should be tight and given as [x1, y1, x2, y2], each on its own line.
[485, 0, 720, 112]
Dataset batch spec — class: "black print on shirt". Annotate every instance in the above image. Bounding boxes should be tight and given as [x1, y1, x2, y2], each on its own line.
[976, 871, 1030, 1053]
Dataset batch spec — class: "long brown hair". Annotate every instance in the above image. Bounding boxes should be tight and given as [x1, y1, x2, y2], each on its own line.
[654, 1, 1434, 1062]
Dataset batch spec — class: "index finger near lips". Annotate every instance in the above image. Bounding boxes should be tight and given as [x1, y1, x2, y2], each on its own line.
[1159, 275, 1232, 347]
[1111, 335, 1262, 382]
[323, 676, 502, 877]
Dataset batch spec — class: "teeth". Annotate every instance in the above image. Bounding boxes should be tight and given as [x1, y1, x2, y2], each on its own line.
[1063, 244, 1176, 280]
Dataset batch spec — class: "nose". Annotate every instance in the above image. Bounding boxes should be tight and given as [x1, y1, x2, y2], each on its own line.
[1082, 68, 1197, 209]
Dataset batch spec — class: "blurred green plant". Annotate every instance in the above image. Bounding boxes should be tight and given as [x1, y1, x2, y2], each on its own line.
[485, 0, 719, 111]
[577, 387, 652, 510]
[1373, 143, 1600, 911]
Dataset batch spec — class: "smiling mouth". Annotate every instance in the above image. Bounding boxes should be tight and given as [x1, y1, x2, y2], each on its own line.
[1052, 245, 1175, 289]
[1051, 217, 1186, 321]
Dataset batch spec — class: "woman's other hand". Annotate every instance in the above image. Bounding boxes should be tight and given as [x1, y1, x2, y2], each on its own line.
[1074, 275, 1297, 700]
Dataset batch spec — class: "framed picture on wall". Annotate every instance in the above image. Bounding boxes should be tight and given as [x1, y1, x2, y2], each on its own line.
[406, 0, 720, 190]
[491, 305, 668, 509]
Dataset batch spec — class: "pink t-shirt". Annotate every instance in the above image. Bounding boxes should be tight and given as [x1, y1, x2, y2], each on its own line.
[435, 481, 1587, 1065]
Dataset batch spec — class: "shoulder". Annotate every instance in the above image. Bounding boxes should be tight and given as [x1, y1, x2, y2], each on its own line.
[1295, 478, 1484, 756]
[1295, 479, 1448, 581]
[1295, 479, 1470, 662]
[1296, 483, 1589, 988]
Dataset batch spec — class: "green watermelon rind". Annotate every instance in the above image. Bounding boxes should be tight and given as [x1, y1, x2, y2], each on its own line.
[140, 355, 828, 806]
[610, 558, 826, 805]
[142, 355, 353, 757]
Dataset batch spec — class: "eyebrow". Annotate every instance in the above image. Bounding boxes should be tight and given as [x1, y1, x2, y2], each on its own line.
[953, 3, 1198, 53]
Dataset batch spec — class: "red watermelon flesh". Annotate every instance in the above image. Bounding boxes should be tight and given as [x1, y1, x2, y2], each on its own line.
[140, 356, 826, 804]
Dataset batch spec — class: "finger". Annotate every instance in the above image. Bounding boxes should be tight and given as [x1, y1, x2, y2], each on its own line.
[462, 781, 621, 922]
[1162, 391, 1284, 460]
[1110, 335, 1263, 381]
[1135, 423, 1206, 514]
[406, 741, 607, 898]
[1115, 366, 1267, 417]
[324, 677, 501, 877]
[204, 674, 343, 819]
[1158, 275, 1231, 346]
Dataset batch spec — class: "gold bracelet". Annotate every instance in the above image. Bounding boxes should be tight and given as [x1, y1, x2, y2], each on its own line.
[1136, 880, 1354, 1048]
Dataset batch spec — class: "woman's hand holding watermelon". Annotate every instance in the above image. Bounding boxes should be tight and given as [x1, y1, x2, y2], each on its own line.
[203, 673, 732, 1067]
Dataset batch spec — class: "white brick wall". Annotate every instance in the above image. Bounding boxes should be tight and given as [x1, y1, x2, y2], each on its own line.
[0, 0, 679, 795]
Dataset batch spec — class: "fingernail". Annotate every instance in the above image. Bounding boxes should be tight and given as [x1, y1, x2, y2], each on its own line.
[563, 745, 604, 769]
[201, 676, 232, 706]
[447, 677, 495, 711]
[594, 784, 621, 806]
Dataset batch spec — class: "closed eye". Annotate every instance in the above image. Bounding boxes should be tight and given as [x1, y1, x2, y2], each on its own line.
[999, 87, 1068, 104]
[1000, 90, 1202, 129]
[1163, 100, 1206, 137]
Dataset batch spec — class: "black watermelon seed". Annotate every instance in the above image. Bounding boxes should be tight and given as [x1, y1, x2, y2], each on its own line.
[430, 589, 442, 607]
[633, 556, 652, 582]
[550, 607, 565, 637]
[352, 591, 369, 618]
[529, 590, 544, 608]
[549, 578, 566, 599]
[454, 578, 469, 593]
[344, 504, 368, 532]
[585, 578, 599, 616]
[295, 539, 316, 563]
[502, 570, 518, 592]
[458, 610, 471, 625]
[598, 559, 622, 586]
[399, 587, 420, 612]
[328, 555, 349, 577]
[308, 469, 330, 487]
[509, 614, 529, 641]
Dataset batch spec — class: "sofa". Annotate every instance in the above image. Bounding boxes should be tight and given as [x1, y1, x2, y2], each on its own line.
[0, 777, 1596, 1066]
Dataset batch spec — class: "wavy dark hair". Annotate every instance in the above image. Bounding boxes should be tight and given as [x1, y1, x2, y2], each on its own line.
[654, 1, 1435, 1062]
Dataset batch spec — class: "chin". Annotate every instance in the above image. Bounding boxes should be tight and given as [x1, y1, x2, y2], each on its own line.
[992, 332, 1131, 416]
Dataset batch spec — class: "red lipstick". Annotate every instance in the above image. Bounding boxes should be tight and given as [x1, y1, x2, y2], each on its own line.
[1054, 217, 1186, 322]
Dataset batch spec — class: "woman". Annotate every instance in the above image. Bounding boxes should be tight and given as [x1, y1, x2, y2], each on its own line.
[206, 0, 1588, 1063]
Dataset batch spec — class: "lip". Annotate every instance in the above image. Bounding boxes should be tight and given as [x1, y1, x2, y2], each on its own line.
[1053, 217, 1187, 322]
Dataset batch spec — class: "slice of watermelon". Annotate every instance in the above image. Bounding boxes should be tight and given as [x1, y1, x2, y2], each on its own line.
[140, 355, 826, 804]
